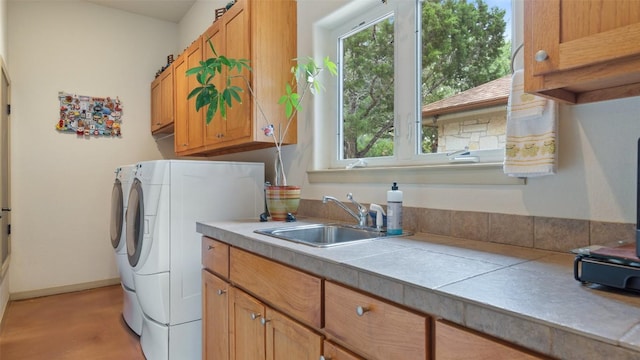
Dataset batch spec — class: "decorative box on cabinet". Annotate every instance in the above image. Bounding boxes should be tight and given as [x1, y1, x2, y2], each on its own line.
[524, 0, 640, 104]
[435, 320, 549, 360]
[150, 66, 174, 134]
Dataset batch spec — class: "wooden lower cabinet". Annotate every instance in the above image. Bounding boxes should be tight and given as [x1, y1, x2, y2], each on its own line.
[202, 237, 550, 360]
[324, 281, 430, 360]
[229, 287, 265, 359]
[229, 286, 322, 360]
[202, 270, 229, 360]
[322, 340, 364, 360]
[265, 307, 322, 360]
[435, 320, 548, 360]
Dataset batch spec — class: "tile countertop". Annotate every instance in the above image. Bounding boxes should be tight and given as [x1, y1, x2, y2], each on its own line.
[196, 218, 640, 360]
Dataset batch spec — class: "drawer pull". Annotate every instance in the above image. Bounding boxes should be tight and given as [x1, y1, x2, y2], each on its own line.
[356, 305, 370, 316]
[250, 312, 261, 320]
[216, 289, 226, 296]
[207, 245, 215, 250]
[319, 356, 330, 360]
[260, 317, 270, 326]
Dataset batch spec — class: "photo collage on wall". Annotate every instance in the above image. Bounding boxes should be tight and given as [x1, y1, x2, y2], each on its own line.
[56, 92, 123, 137]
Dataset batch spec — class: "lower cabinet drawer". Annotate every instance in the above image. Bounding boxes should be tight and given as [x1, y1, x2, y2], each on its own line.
[229, 247, 322, 328]
[202, 237, 229, 279]
[324, 281, 429, 360]
[435, 320, 547, 359]
[323, 340, 364, 360]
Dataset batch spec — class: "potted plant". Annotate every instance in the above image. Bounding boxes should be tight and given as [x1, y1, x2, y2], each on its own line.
[186, 42, 337, 220]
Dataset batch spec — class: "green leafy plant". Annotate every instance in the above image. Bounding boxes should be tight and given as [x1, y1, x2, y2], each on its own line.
[187, 41, 337, 185]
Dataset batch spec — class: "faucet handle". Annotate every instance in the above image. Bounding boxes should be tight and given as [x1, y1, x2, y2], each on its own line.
[347, 193, 369, 227]
[347, 193, 368, 214]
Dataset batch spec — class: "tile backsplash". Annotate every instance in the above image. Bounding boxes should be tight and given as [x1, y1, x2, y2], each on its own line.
[298, 199, 635, 252]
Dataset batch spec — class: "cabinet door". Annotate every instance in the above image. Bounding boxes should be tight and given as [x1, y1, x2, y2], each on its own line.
[174, 38, 204, 154]
[264, 308, 322, 360]
[220, 0, 251, 143]
[230, 287, 265, 360]
[524, 0, 640, 103]
[202, 21, 226, 146]
[324, 281, 429, 360]
[203, 271, 229, 360]
[150, 76, 161, 132]
[323, 340, 364, 360]
[159, 68, 174, 130]
[435, 320, 547, 360]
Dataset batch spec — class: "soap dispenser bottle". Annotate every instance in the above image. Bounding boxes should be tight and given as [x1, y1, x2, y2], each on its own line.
[386, 182, 403, 235]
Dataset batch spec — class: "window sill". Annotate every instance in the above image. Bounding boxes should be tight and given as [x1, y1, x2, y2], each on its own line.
[307, 163, 525, 185]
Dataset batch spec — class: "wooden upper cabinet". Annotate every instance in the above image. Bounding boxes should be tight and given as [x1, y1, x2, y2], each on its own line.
[202, 4, 252, 148]
[524, 0, 640, 104]
[187, 0, 297, 156]
[150, 66, 174, 134]
[174, 38, 205, 155]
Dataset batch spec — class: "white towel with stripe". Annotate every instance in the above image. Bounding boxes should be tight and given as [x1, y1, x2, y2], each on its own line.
[503, 70, 558, 177]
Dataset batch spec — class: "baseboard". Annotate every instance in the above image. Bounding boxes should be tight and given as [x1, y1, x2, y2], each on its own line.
[9, 278, 121, 301]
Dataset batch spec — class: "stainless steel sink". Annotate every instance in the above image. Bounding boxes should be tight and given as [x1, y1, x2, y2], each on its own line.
[255, 223, 403, 247]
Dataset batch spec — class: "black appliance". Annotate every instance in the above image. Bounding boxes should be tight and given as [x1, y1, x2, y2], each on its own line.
[573, 138, 640, 292]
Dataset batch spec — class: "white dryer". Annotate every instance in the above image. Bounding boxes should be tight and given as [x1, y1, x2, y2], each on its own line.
[125, 160, 264, 360]
[109, 164, 143, 335]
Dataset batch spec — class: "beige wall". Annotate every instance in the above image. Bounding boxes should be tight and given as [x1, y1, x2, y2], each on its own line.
[187, 0, 640, 225]
[299, 0, 640, 224]
[3, 0, 640, 300]
[7, 1, 177, 294]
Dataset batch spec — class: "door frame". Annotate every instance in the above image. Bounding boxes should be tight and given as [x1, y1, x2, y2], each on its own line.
[0, 56, 11, 280]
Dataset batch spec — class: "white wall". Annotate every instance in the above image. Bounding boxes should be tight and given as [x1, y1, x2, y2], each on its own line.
[7, 1, 177, 294]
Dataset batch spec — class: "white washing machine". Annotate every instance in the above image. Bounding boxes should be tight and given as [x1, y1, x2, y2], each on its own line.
[125, 160, 264, 360]
[109, 164, 143, 335]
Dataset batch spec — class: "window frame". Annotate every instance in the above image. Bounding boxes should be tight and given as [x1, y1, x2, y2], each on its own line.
[311, 0, 516, 184]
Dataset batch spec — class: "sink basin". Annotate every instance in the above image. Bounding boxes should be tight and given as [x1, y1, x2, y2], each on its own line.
[255, 223, 401, 247]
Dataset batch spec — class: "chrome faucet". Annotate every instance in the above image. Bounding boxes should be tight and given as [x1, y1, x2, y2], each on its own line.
[322, 193, 369, 227]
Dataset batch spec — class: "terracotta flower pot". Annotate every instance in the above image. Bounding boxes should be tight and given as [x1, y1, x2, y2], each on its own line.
[265, 185, 301, 221]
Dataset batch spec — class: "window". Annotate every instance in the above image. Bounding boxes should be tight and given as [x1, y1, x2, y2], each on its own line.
[323, 0, 511, 169]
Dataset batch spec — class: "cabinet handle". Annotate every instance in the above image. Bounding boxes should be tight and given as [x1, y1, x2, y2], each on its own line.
[319, 356, 330, 360]
[356, 305, 370, 316]
[250, 312, 261, 320]
[535, 50, 548, 62]
[260, 317, 270, 326]
[207, 245, 215, 250]
[216, 289, 226, 296]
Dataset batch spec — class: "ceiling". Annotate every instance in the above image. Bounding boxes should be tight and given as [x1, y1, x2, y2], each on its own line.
[86, 0, 197, 23]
